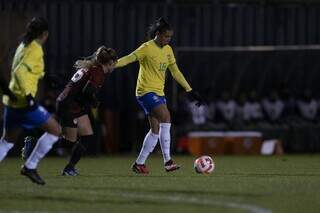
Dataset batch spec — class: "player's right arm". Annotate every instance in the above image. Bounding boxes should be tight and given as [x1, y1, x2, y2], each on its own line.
[115, 53, 137, 68]
[115, 43, 147, 68]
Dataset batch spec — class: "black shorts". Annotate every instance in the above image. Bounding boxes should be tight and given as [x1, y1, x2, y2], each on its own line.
[60, 109, 89, 128]
[56, 102, 90, 128]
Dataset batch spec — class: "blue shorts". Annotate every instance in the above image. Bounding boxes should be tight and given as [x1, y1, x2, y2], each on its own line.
[3, 105, 51, 130]
[136, 92, 166, 115]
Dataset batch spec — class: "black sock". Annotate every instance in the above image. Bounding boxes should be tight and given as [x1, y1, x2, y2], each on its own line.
[59, 137, 76, 149]
[67, 135, 93, 168]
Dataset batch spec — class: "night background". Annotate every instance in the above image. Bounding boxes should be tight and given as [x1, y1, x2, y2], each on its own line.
[1, 1, 320, 212]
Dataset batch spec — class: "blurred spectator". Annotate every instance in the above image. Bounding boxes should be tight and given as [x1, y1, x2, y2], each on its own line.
[281, 88, 297, 119]
[177, 87, 320, 128]
[235, 93, 247, 125]
[187, 100, 209, 125]
[207, 101, 216, 122]
[297, 90, 318, 122]
[175, 91, 191, 125]
[216, 91, 236, 123]
[243, 91, 263, 123]
[262, 91, 284, 123]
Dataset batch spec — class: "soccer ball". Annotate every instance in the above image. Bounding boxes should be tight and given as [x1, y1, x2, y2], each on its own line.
[194, 155, 215, 174]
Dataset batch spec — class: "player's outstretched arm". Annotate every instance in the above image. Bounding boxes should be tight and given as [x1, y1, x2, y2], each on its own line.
[115, 53, 137, 68]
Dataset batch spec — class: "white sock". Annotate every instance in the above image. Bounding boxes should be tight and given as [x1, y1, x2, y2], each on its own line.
[159, 123, 172, 163]
[136, 130, 159, 165]
[0, 139, 14, 162]
[25, 132, 59, 169]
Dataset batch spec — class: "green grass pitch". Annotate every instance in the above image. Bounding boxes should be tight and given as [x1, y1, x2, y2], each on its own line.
[0, 155, 320, 213]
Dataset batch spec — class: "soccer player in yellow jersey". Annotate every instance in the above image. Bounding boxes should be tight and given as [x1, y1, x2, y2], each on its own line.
[0, 17, 61, 185]
[116, 18, 204, 174]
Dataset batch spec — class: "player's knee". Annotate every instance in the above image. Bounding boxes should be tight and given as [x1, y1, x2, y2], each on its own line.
[151, 127, 159, 134]
[56, 127, 62, 136]
[51, 125, 62, 137]
[159, 114, 171, 123]
[45, 118, 62, 136]
[63, 132, 78, 142]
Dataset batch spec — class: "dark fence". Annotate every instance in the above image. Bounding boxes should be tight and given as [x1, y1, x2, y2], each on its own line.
[2, 0, 320, 77]
[177, 48, 320, 98]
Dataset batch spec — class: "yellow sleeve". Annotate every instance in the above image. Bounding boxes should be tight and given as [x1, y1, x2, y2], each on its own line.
[168, 63, 192, 92]
[167, 45, 176, 65]
[133, 43, 147, 60]
[12, 42, 44, 96]
[24, 42, 44, 75]
[14, 66, 31, 95]
[115, 43, 147, 68]
[115, 53, 137, 68]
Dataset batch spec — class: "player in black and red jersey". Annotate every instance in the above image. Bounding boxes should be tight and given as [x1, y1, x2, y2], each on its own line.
[23, 46, 117, 176]
[57, 46, 117, 176]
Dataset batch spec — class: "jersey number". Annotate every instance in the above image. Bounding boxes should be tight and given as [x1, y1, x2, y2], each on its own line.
[71, 70, 84, 82]
[159, 63, 167, 72]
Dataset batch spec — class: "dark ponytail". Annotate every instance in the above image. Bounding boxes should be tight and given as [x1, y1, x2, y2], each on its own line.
[147, 17, 171, 39]
[22, 17, 48, 46]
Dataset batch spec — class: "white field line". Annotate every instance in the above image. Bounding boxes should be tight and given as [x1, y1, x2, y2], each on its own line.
[84, 189, 272, 213]
[0, 189, 272, 213]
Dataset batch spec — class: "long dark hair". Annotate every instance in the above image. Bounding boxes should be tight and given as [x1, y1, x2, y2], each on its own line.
[147, 17, 171, 39]
[74, 46, 117, 70]
[22, 17, 48, 46]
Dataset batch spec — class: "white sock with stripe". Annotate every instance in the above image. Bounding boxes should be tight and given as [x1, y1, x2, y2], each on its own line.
[25, 132, 59, 169]
[136, 130, 159, 165]
[159, 123, 172, 163]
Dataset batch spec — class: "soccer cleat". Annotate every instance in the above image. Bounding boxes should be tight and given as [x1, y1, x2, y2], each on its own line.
[21, 136, 37, 160]
[62, 167, 79, 176]
[131, 162, 149, 175]
[20, 166, 45, 185]
[164, 160, 181, 172]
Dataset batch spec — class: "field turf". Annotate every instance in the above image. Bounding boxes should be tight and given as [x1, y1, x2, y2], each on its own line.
[0, 155, 319, 213]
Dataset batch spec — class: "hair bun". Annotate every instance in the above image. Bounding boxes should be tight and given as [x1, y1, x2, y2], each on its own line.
[157, 17, 168, 25]
[96, 46, 117, 64]
[96, 45, 107, 55]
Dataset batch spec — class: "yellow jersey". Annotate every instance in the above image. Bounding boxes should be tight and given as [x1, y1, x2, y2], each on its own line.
[3, 40, 45, 108]
[116, 40, 192, 96]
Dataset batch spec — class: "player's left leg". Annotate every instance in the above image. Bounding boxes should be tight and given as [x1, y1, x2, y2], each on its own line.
[151, 104, 180, 172]
[62, 114, 93, 176]
[132, 116, 160, 174]
[21, 136, 37, 160]
[136, 116, 159, 165]
[60, 127, 78, 176]
[22, 113, 61, 185]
